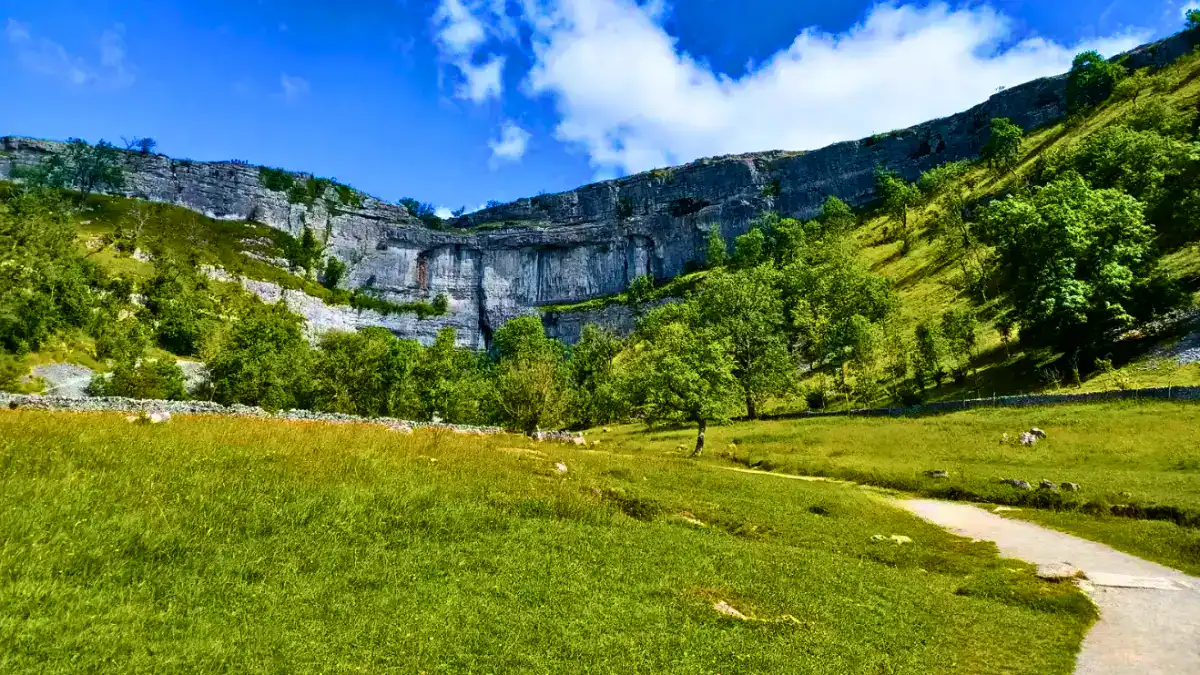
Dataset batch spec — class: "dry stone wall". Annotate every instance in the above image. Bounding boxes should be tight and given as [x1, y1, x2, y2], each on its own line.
[3, 31, 1194, 347]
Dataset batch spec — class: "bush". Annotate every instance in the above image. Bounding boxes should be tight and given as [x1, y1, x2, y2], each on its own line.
[626, 275, 654, 304]
[207, 301, 312, 411]
[259, 167, 295, 193]
[90, 357, 187, 400]
[1067, 51, 1124, 112]
[322, 257, 347, 290]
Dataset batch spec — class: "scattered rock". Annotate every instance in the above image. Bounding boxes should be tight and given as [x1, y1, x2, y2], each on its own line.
[1030, 427, 1047, 439]
[992, 506, 1020, 513]
[871, 534, 913, 545]
[572, 435, 586, 446]
[1019, 432, 1038, 446]
[712, 601, 749, 620]
[1001, 433, 1010, 444]
[148, 411, 171, 424]
[1061, 482, 1081, 492]
[924, 470, 950, 479]
[677, 512, 707, 527]
[1039, 479, 1058, 491]
[1037, 562, 1084, 581]
[555, 463, 569, 474]
[1002, 478, 1033, 490]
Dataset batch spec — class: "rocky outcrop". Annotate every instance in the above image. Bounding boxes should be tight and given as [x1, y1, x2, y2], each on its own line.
[4, 31, 1194, 346]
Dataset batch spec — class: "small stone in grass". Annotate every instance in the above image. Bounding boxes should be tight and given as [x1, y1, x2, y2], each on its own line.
[924, 470, 950, 479]
[871, 534, 913, 545]
[1062, 482, 1081, 492]
[555, 462, 568, 474]
[1019, 432, 1038, 446]
[1039, 479, 1058, 491]
[1002, 478, 1033, 490]
[1031, 427, 1047, 439]
[712, 601, 748, 620]
[1037, 562, 1084, 581]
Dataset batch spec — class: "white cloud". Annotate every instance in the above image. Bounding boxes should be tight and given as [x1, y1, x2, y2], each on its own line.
[434, 1, 1149, 176]
[280, 72, 311, 103]
[489, 121, 531, 166]
[459, 54, 505, 102]
[432, 0, 513, 101]
[5, 18, 134, 88]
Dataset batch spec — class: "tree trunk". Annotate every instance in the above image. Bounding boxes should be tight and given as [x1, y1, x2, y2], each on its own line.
[691, 418, 707, 457]
[746, 393, 757, 420]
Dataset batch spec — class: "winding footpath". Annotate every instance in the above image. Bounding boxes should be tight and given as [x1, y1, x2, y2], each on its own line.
[897, 500, 1200, 675]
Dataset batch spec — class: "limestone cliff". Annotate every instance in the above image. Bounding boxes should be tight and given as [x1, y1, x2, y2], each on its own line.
[3, 31, 1193, 347]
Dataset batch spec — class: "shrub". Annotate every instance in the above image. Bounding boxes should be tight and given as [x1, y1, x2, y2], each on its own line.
[259, 167, 295, 193]
[90, 357, 187, 401]
[322, 257, 347, 290]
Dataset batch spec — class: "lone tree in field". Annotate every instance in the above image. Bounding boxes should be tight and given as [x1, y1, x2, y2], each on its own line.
[982, 117, 1023, 173]
[618, 304, 739, 456]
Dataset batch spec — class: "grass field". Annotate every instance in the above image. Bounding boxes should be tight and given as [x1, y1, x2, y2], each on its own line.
[600, 400, 1200, 576]
[0, 411, 1095, 674]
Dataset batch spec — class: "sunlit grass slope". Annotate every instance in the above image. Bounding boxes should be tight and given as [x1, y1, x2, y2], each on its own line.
[600, 400, 1200, 575]
[0, 411, 1093, 674]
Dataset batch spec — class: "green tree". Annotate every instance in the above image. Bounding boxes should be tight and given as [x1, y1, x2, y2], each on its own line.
[618, 304, 739, 456]
[626, 274, 654, 304]
[940, 309, 979, 375]
[981, 118, 1023, 173]
[1067, 51, 1125, 112]
[875, 168, 921, 251]
[489, 317, 571, 433]
[311, 328, 422, 418]
[0, 190, 95, 353]
[1187, 9, 1200, 30]
[143, 253, 218, 356]
[982, 173, 1161, 349]
[692, 266, 791, 419]
[322, 257, 347, 290]
[288, 226, 324, 276]
[705, 228, 728, 267]
[913, 322, 948, 388]
[13, 138, 125, 201]
[819, 196, 856, 235]
[779, 235, 897, 366]
[207, 301, 312, 411]
[1113, 68, 1152, 104]
[414, 328, 487, 423]
[567, 324, 625, 428]
[731, 228, 766, 267]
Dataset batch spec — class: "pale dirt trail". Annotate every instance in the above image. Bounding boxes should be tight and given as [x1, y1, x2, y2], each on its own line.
[897, 499, 1200, 675]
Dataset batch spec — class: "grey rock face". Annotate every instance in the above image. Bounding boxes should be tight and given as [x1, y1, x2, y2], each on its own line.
[3, 32, 1192, 347]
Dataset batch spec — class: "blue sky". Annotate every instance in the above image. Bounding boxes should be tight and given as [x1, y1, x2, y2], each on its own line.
[2, 1, 1195, 214]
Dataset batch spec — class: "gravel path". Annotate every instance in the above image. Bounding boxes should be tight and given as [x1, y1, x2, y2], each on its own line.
[898, 499, 1200, 675]
[28, 363, 95, 398]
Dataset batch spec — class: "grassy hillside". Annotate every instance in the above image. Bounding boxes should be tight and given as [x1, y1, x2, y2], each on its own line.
[847, 52, 1200, 403]
[0, 410, 1095, 674]
[597, 400, 1200, 576]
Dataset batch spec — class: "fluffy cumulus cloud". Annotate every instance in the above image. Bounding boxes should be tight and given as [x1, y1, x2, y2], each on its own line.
[5, 18, 134, 88]
[430, 0, 1148, 176]
[489, 121, 532, 166]
[432, 0, 512, 102]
